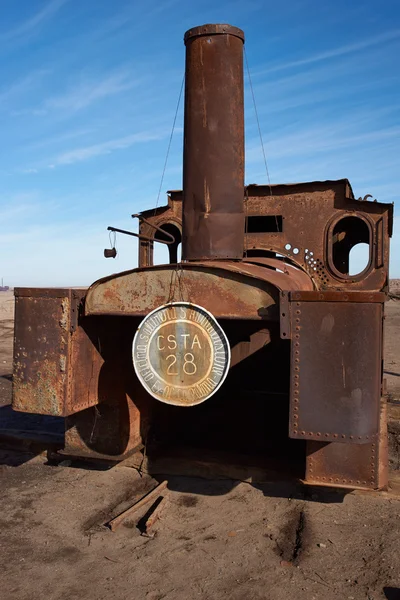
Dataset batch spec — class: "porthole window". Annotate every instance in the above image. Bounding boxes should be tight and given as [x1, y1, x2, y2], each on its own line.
[330, 215, 372, 278]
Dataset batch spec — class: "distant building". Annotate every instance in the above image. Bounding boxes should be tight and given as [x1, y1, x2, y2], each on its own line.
[0, 278, 9, 292]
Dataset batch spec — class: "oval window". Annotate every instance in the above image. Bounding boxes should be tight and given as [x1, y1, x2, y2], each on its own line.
[331, 216, 371, 277]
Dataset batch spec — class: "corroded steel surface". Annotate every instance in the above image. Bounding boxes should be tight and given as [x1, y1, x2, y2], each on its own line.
[84, 261, 313, 319]
[306, 440, 380, 490]
[63, 315, 154, 458]
[182, 24, 245, 260]
[133, 302, 230, 406]
[68, 318, 104, 414]
[13, 288, 104, 417]
[139, 180, 393, 293]
[184, 23, 245, 42]
[13, 289, 71, 416]
[289, 301, 382, 443]
[85, 264, 278, 319]
[243, 257, 313, 291]
[289, 290, 386, 302]
[304, 398, 389, 491]
[305, 399, 388, 491]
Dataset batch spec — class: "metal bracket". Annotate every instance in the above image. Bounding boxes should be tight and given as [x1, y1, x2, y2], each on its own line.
[70, 291, 83, 333]
[279, 291, 291, 339]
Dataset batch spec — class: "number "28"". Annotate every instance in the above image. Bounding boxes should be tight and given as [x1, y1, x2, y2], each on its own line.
[166, 353, 197, 376]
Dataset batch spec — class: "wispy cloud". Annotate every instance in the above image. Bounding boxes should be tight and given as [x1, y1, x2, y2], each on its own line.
[247, 122, 400, 165]
[26, 128, 95, 150]
[0, 0, 69, 42]
[255, 29, 400, 75]
[19, 168, 39, 174]
[49, 130, 167, 166]
[0, 70, 49, 107]
[0, 194, 41, 222]
[71, 0, 183, 53]
[12, 69, 146, 118]
[246, 45, 399, 118]
[44, 70, 144, 113]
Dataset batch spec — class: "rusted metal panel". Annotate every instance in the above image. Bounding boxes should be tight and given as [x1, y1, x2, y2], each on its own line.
[13, 288, 103, 417]
[305, 399, 388, 490]
[289, 291, 386, 302]
[66, 318, 104, 414]
[289, 301, 383, 443]
[244, 182, 392, 293]
[133, 302, 230, 406]
[14, 287, 76, 299]
[205, 261, 313, 292]
[85, 261, 313, 320]
[13, 290, 71, 416]
[85, 265, 279, 319]
[63, 316, 154, 460]
[244, 258, 314, 292]
[182, 24, 245, 260]
[305, 441, 379, 489]
[63, 396, 144, 460]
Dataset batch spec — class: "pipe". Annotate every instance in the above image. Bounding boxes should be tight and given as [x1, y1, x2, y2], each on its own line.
[182, 24, 245, 261]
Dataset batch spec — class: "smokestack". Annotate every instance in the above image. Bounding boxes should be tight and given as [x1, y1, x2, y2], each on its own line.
[182, 24, 245, 261]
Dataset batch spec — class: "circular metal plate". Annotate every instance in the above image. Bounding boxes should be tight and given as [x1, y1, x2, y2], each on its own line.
[133, 302, 230, 406]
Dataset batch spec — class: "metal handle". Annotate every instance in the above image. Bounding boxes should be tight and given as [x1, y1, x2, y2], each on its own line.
[131, 214, 176, 244]
[107, 226, 174, 245]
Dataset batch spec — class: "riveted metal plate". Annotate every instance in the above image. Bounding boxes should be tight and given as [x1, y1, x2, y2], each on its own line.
[289, 301, 383, 443]
[305, 440, 379, 489]
[304, 397, 388, 490]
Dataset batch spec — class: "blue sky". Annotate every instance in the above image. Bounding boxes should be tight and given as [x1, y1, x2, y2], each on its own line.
[1, 0, 399, 286]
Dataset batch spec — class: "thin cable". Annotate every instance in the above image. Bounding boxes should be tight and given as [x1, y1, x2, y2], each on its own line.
[244, 48, 280, 233]
[154, 74, 185, 216]
[244, 48, 272, 192]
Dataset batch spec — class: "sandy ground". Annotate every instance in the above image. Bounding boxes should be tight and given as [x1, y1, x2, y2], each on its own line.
[0, 290, 399, 600]
[1, 452, 400, 600]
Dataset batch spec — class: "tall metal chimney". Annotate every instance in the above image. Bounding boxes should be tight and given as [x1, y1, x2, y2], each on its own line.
[182, 24, 245, 261]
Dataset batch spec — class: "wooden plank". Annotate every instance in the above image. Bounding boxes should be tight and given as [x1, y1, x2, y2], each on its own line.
[144, 495, 169, 534]
[108, 480, 168, 532]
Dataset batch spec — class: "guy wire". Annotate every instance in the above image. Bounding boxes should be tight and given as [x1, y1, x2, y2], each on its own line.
[244, 48, 279, 233]
[154, 73, 185, 217]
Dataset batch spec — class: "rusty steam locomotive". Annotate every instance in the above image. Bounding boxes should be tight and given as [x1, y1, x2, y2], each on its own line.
[13, 24, 393, 491]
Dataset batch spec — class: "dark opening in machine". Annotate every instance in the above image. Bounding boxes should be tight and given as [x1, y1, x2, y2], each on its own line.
[247, 215, 283, 233]
[146, 320, 306, 480]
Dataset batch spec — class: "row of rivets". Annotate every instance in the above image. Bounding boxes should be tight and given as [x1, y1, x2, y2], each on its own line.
[292, 305, 301, 432]
[296, 431, 373, 440]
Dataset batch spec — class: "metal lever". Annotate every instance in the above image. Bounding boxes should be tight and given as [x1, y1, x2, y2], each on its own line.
[107, 226, 174, 245]
[131, 213, 176, 244]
